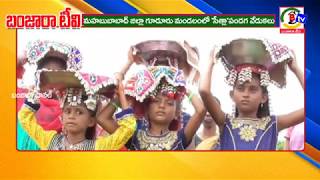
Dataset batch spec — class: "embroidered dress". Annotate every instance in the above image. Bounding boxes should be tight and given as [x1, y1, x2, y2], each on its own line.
[219, 115, 278, 150]
[217, 38, 294, 88]
[17, 121, 39, 150]
[18, 40, 83, 150]
[26, 40, 82, 71]
[17, 87, 39, 150]
[18, 101, 136, 150]
[127, 128, 188, 150]
[124, 66, 189, 150]
[214, 39, 292, 150]
[17, 97, 62, 150]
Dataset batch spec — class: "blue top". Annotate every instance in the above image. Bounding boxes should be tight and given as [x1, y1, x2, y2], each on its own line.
[218, 115, 278, 150]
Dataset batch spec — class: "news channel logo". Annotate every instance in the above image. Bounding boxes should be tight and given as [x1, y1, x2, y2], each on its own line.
[280, 7, 306, 32]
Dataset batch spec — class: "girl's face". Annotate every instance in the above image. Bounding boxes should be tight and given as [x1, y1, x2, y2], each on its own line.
[62, 104, 95, 134]
[203, 113, 215, 128]
[231, 76, 267, 115]
[147, 94, 178, 125]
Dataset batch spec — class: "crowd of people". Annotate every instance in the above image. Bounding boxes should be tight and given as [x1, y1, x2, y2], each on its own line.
[17, 39, 304, 151]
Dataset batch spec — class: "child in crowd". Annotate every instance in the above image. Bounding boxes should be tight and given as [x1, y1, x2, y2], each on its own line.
[18, 70, 136, 150]
[199, 39, 304, 150]
[17, 40, 82, 150]
[98, 66, 206, 150]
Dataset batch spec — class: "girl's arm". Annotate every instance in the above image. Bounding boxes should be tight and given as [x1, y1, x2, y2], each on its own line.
[277, 109, 304, 131]
[114, 46, 138, 81]
[96, 99, 120, 134]
[284, 129, 291, 150]
[95, 107, 136, 150]
[95, 81, 137, 150]
[288, 51, 304, 89]
[277, 53, 304, 131]
[184, 91, 207, 144]
[96, 47, 137, 133]
[199, 48, 226, 127]
[18, 96, 56, 150]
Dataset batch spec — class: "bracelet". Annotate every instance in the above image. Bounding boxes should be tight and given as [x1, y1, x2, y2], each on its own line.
[26, 89, 40, 104]
[111, 101, 120, 110]
[188, 92, 194, 103]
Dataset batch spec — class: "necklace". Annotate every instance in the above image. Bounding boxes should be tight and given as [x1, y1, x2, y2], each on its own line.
[62, 136, 87, 150]
[147, 128, 170, 136]
[229, 116, 271, 142]
[137, 129, 177, 150]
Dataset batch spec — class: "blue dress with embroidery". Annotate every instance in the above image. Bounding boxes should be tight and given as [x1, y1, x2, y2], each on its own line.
[126, 128, 188, 150]
[218, 115, 278, 150]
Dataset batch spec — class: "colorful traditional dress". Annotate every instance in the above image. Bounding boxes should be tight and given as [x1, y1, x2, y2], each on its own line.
[18, 101, 136, 150]
[218, 115, 278, 150]
[124, 66, 189, 150]
[18, 40, 83, 150]
[17, 88, 39, 150]
[214, 39, 294, 150]
[17, 96, 63, 150]
[127, 128, 188, 150]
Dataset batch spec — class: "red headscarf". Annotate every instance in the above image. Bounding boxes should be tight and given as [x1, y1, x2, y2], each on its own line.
[35, 97, 62, 132]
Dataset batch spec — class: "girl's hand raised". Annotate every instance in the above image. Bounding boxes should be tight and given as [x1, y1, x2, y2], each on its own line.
[209, 46, 217, 66]
[116, 80, 129, 109]
[288, 50, 299, 73]
[128, 46, 141, 64]
[287, 49, 304, 89]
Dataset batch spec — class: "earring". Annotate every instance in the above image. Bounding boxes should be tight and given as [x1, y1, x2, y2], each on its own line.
[232, 103, 236, 117]
[260, 103, 264, 108]
[267, 90, 273, 115]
